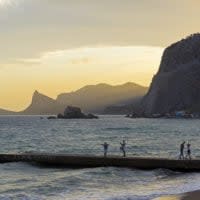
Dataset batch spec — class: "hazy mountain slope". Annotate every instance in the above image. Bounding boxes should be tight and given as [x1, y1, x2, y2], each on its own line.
[104, 96, 143, 115]
[22, 90, 64, 115]
[142, 33, 200, 115]
[0, 108, 16, 115]
[57, 82, 148, 113]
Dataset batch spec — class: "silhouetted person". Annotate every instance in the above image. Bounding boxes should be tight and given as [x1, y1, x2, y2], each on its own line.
[179, 141, 185, 160]
[120, 140, 126, 157]
[186, 142, 191, 160]
[101, 142, 109, 157]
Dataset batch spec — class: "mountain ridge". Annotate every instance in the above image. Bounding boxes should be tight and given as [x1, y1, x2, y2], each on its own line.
[0, 82, 148, 115]
[56, 82, 148, 113]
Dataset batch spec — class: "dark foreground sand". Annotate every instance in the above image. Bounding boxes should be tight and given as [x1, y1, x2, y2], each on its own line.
[181, 190, 200, 200]
[155, 190, 200, 200]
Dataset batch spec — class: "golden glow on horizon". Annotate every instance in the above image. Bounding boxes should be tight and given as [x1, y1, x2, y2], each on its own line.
[1, 0, 199, 111]
[0, 46, 163, 111]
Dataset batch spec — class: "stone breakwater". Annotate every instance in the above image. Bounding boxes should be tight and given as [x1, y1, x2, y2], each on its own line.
[0, 153, 200, 171]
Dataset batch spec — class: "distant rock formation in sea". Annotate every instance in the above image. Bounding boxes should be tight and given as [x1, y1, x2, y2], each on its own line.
[57, 106, 98, 119]
[0, 82, 147, 115]
[142, 33, 200, 116]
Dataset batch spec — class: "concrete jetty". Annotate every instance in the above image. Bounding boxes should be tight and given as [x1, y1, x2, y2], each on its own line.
[0, 153, 200, 171]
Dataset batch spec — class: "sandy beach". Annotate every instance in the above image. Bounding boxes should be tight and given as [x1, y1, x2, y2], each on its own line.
[153, 194, 182, 200]
[181, 190, 200, 200]
[154, 190, 200, 200]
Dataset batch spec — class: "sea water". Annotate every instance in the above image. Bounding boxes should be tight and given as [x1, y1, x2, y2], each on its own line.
[0, 115, 200, 200]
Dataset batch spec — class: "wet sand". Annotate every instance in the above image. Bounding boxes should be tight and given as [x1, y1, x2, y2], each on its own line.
[153, 194, 182, 200]
[154, 190, 200, 200]
[181, 190, 200, 200]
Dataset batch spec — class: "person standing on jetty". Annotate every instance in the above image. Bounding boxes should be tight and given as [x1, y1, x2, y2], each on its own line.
[101, 142, 109, 157]
[120, 140, 126, 157]
[186, 142, 191, 160]
[179, 141, 185, 160]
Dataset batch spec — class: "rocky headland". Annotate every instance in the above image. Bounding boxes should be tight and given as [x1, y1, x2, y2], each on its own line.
[140, 33, 200, 118]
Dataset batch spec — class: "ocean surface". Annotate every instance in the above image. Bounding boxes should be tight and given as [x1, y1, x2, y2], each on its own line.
[0, 115, 200, 200]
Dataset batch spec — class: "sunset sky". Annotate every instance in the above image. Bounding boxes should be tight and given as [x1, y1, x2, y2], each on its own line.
[0, 0, 200, 111]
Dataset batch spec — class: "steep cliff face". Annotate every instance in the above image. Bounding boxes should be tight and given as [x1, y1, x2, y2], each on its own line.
[22, 90, 64, 115]
[142, 34, 200, 115]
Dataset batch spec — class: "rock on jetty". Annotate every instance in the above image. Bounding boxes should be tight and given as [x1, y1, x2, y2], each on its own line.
[57, 106, 98, 119]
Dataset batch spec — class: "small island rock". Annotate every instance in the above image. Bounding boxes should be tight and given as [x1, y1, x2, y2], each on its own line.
[58, 106, 98, 119]
[47, 116, 57, 119]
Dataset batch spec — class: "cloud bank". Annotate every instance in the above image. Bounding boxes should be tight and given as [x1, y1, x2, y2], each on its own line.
[20, 46, 163, 69]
